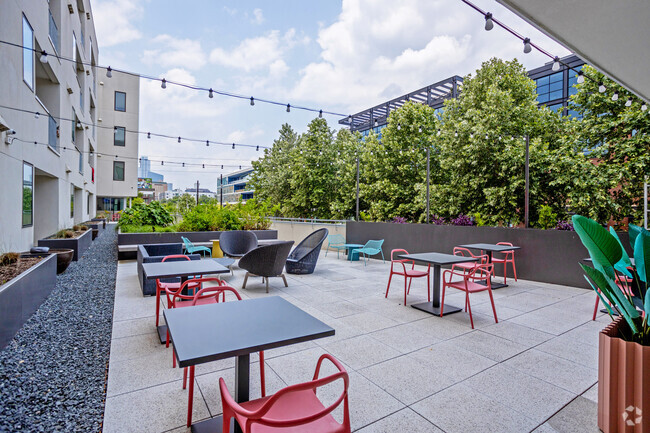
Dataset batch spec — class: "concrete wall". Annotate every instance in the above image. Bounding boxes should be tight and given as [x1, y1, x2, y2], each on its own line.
[95, 70, 139, 201]
[270, 221, 346, 252]
[0, 0, 99, 252]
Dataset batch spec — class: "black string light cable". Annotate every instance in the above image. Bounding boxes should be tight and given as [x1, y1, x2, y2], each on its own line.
[460, 0, 649, 110]
[9, 137, 254, 171]
[0, 39, 349, 118]
[0, 104, 270, 150]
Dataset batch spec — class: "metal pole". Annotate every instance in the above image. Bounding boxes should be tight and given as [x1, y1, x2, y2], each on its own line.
[356, 156, 360, 222]
[220, 174, 223, 207]
[524, 135, 530, 228]
[196, 180, 199, 205]
[426, 147, 430, 223]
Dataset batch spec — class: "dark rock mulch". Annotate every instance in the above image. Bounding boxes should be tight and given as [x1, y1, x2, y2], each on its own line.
[0, 226, 117, 432]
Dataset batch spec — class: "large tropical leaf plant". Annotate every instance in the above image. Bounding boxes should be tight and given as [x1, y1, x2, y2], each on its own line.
[572, 215, 650, 345]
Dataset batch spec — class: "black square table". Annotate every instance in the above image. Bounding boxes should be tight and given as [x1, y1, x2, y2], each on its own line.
[164, 296, 335, 433]
[397, 252, 478, 316]
[458, 243, 521, 289]
[143, 259, 230, 343]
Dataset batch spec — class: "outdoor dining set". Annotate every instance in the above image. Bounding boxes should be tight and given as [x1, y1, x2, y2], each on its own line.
[135, 229, 520, 432]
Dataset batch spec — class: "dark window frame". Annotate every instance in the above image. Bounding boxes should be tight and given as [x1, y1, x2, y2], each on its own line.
[23, 14, 34, 90]
[114, 91, 126, 112]
[114, 126, 126, 146]
[113, 161, 125, 181]
[22, 162, 34, 227]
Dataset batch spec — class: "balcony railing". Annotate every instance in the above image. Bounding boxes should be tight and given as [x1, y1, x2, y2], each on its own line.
[48, 10, 60, 54]
[48, 114, 59, 152]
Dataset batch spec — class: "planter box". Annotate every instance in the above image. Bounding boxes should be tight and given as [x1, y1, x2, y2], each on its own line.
[84, 221, 105, 236]
[38, 228, 93, 261]
[598, 317, 649, 433]
[0, 253, 57, 350]
[117, 230, 278, 259]
[346, 222, 632, 288]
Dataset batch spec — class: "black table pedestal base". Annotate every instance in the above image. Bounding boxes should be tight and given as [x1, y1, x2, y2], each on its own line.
[477, 280, 508, 289]
[191, 416, 236, 433]
[156, 325, 168, 344]
[412, 302, 462, 316]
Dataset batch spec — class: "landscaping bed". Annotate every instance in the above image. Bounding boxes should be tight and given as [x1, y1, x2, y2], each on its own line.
[0, 226, 117, 431]
[38, 227, 93, 261]
[0, 256, 42, 286]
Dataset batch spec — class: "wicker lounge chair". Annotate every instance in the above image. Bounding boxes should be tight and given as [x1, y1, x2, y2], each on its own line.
[240, 241, 294, 293]
[219, 230, 258, 258]
[285, 228, 329, 274]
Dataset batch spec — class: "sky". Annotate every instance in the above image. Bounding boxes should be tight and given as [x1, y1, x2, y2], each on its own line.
[93, 0, 570, 191]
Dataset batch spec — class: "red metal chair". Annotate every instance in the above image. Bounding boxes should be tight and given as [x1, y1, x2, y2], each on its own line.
[164, 278, 267, 427]
[592, 270, 634, 320]
[450, 247, 488, 276]
[441, 263, 498, 329]
[154, 255, 201, 328]
[385, 249, 430, 306]
[491, 242, 517, 284]
[219, 353, 350, 433]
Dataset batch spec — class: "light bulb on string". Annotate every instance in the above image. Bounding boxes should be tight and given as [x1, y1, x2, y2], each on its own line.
[598, 83, 606, 93]
[470, 133, 474, 138]
[454, 131, 458, 137]
[642, 103, 648, 111]
[221, 165, 224, 169]
[523, 38, 532, 54]
[206, 140, 210, 146]
[625, 98, 632, 107]
[39, 50, 48, 63]
[250, 97, 254, 106]
[418, 125, 422, 133]
[286, 104, 291, 112]
[397, 123, 401, 131]
[177, 137, 181, 143]
[374, 119, 378, 127]
[106, 66, 112, 78]
[485, 133, 489, 139]
[161, 79, 167, 89]
[208, 88, 213, 98]
[318, 110, 322, 118]
[34, 112, 40, 119]
[612, 91, 619, 101]
[182, 162, 184, 167]
[161, 161, 164, 166]
[256, 146, 259, 151]
[202, 164, 205, 169]
[232, 143, 235, 149]
[147, 132, 151, 139]
[552, 57, 561, 72]
[484, 12, 494, 31]
[577, 71, 585, 84]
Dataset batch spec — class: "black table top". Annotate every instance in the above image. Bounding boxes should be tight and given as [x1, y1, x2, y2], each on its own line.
[397, 252, 478, 266]
[459, 243, 521, 252]
[143, 259, 229, 280]
[164, 296, 335, 368]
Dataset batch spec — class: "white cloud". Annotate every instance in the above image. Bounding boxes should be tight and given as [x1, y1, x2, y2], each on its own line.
[209, 29, 306, 72]
[252, 8, 265, 25]
[93, 0, 144, 47]
[290, 0, 570, 111]
[141, 35, 207, 70]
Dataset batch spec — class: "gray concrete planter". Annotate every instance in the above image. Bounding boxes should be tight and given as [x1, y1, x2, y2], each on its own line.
[38, 229, 94, 261]
[0, 253, 57, 349]
[346, 221, 632, 288]
[84, 221, 105, 237]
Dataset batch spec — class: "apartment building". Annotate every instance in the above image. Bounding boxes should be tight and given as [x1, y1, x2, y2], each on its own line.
[95, 70, 139, 213]
[216, 168, 255, 203]
[0, 0, 139, 252]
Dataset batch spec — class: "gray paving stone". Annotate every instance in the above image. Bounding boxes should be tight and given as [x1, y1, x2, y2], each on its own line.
[355, 408, 443, 432]
[447, 330, 529, 362]
[323, 335, 401, 370]
[546, 396, 600, 433]
[410, 340, 496, 382]
[481, 321, 555, 347]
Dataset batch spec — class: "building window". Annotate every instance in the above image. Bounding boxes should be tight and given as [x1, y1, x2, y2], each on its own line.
[22, 163, 33, 227]
[115, 91, 126, 111]
[72, 32, 77, 63]
[113, 161, 125, 181]
[23, 15, 34, 90]
[87, 193, 91, 215]
[536, 72, 563, 104]
[70, 187, 74, 218]
[114, 126, 125, 146]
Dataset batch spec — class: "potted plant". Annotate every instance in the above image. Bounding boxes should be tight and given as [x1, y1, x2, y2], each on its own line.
[572, 215, 649, 433]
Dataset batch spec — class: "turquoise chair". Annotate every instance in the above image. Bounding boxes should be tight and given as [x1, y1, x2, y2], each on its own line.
[181, 236, 212, 257]
[325, 234, 347, 259]
[352, 240, 385, 266]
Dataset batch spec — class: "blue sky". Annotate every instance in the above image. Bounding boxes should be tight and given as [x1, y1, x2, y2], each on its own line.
[93, 0, 569, 191]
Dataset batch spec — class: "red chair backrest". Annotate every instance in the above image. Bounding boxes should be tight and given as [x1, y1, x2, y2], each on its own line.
[165, 277, 227, 307]
[391, 248, 409, 262]
[467, 263, 494, 282]
[453, 247, 473, 257]
[162, 254, 191, 262]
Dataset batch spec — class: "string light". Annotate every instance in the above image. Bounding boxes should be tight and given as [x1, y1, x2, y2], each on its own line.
[161, 79, 167, 89]
[484, 12, 494, 31]
[625, 98, 632, 107]
[454, 131, 458, 137]
[523, 38, 532, 54]
[177, 136, 181, 143]
[642, 103, 648, 111]
[232, 143, 235, 149]
[208, 88, 214, 99]
[577, 71, 585, 84]
[612, 91, 619, 101]
[106, 66, 112, 78]
[34, 112, 39, 119]
[374, 119, 378, 127]
[552, 57, 561, 72]
[286, 104, 291, 113]
[598, 83, 606, 93]
[256, 146, 259, 151]
[397, 123, 401, 131]
[250, 97, 254, 106]
[418, 125, 422, 133]
[319, 110, 323, 118]
[206, 140, 209, 146]
[147, 132, 151, 139]
[39, 50, 48, 63]
[182, 162, 185, 167]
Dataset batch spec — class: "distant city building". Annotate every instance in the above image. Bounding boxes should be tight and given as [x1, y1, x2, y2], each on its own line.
[138, 156, 164, 182]
[217, 168, 254, 203]
[184, 187, 216, 199]
[339, 54, 585, 135]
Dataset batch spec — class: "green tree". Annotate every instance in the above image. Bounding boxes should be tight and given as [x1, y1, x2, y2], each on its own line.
[329, 128, 362, 219]
[568, 65, 650, 223]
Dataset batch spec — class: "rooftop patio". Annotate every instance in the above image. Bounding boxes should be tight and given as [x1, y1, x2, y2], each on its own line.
[103, 253, 603, 433]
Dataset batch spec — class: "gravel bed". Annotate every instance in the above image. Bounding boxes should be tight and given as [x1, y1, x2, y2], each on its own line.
[0, 226, 118, 432]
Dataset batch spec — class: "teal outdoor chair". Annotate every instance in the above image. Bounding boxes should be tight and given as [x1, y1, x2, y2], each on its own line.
[181, 236, 212, 257]
[352, 240, 385, 266]
[325, 234, 347, 259]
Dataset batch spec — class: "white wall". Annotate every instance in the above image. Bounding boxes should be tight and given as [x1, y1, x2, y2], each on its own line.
[270, 221, 346, 252]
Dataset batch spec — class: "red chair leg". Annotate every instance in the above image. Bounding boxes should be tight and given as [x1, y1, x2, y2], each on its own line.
[592, 296, 599, 321]
[403, 275, 408, 306]
[385, 271, 393, 298]
[466, 294, 474, 329]
[487, 289, 498, 324]
[511, 258, 518, 281]
[187, 366, 195, 427]
[407, 277, 413, 294]
[155, 287, 161, 327]
[503, 261, 507, 285]
[259, 351, 266, 398]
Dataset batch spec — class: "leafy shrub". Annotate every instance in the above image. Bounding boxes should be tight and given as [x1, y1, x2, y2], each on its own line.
[118, 225, 176, 233]
[0, 252, 19, 266]
[451, 214, 475, 226]
[430, 215, 446, 225]
[117, 201, 173, 228]
[537, 205, 557, 230]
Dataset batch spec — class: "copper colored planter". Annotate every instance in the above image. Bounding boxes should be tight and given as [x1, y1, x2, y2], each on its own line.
[598, 317, 650, 433]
